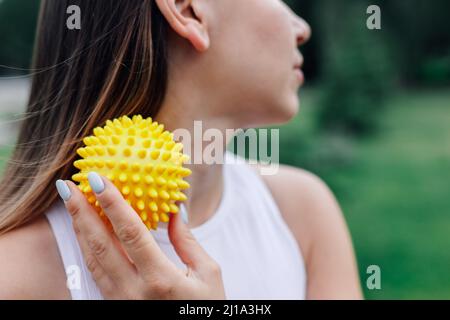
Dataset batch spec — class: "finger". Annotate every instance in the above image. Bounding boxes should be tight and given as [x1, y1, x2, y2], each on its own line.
[86, 172, 173, 273]
[62, 180, 137, 285]
[168, 207, 214, 273]
[72, 221, 116, 295]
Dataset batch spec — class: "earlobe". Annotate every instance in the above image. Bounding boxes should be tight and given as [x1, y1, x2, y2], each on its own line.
[155, 0, 210, 52]
[185, 22, 210, 52]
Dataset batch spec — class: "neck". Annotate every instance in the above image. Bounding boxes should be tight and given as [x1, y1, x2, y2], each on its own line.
[155, 90, 232, 228]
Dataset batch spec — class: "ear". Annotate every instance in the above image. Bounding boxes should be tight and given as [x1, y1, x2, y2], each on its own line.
[156, 0, 210, 52]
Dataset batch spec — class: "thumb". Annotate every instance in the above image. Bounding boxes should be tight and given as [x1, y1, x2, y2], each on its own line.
[168, 206, 212, 273]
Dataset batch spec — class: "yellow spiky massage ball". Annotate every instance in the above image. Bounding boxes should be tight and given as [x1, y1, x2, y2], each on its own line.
[72, 115, 191, 230]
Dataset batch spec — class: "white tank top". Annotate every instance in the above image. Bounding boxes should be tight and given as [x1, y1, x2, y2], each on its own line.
[46, 153, 307, 300]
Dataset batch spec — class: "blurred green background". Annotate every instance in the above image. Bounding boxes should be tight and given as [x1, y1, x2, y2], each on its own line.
[1, 0, 449, 299]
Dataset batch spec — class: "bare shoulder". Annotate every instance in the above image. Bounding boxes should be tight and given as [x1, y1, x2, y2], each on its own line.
[261, 165, 341, 224]
[256, 164, 363, 299]
[0, 217, 70, 299]
[259, 165, 343, 259]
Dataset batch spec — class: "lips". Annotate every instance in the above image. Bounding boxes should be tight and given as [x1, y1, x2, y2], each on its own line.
[293, 55, 304, 84]
[294, 54, 304, 69]
[294, 67, 304, 84]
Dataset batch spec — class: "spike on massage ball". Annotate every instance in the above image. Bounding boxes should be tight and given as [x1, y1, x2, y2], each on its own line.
[72, 115, 191, 230]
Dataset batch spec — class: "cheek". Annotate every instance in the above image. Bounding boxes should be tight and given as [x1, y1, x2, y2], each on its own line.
[229, 8, 292, 82]
[245, 2, 293, 75]
[245, 12, 298, 117]
[211, 0, 298, 120]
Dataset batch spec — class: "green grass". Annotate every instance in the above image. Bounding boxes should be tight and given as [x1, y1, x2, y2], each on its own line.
[280, 88, 450, 299]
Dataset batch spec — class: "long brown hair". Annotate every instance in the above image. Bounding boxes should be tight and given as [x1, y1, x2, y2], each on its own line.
[0, 0, 169, 234]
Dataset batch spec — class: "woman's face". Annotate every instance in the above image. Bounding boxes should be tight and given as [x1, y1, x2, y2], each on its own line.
[167, 0, 311, 128]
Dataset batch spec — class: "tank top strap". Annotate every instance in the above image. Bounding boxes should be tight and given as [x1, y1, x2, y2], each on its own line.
[45, 201, 104, 300]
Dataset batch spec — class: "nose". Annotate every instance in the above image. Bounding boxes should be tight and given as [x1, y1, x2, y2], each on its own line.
[292, 15, 311, 46]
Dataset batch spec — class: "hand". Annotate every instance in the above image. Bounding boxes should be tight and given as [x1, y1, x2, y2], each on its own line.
[56, 172, 226, 300]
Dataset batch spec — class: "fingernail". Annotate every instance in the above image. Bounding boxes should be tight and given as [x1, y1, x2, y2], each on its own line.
[56, 180, 71, 201]
[88, 172, 105, 194]
[180, 204, 189, 224]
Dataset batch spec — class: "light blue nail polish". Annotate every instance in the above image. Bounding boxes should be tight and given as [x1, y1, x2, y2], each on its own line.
[56, 180, 71, 201]
[88, 172, 105, 194]
[180, 204, 189, 224]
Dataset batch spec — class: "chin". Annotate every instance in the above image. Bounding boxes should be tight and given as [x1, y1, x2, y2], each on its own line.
[244, 95, 300, 128]
[257, 105, 299, 128]
[273, 96, 300, 124]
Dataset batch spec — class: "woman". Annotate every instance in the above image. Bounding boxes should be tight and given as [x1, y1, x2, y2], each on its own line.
[0, 0, 362, 299]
